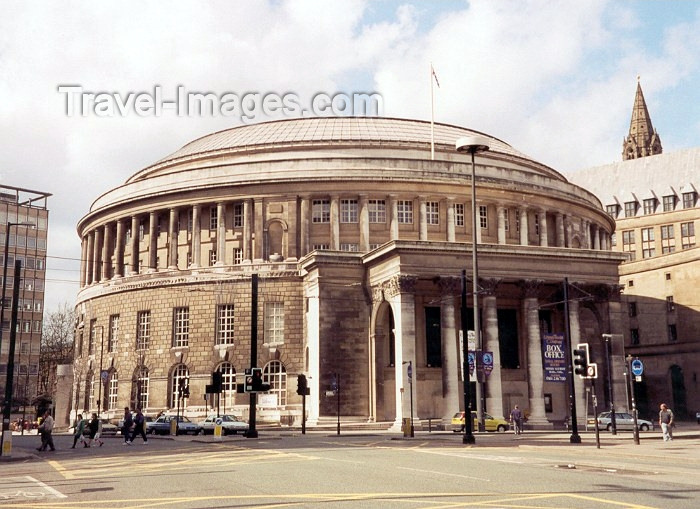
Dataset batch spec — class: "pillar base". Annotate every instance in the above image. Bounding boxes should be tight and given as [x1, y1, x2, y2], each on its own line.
[525, 416, 554, 430]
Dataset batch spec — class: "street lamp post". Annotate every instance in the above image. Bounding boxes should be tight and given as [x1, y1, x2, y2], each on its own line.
[95, 326, 105, 416]
[456, 136, 490, 434]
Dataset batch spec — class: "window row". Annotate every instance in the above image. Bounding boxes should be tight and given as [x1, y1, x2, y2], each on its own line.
[311, 199, 470, 227]
[0, 211, 48, 230]
[617, 221, 696, 259]
[629, 324, 678, 345]
[80, 303, 284, 355]
[607, 191, 697, 218]
[1, 320, 42, 333]
[0, 234, 47, 250]
[0, 255, 45, 270]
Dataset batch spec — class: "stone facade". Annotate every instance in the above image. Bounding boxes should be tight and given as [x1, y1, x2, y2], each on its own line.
[71, 117, 626, 428]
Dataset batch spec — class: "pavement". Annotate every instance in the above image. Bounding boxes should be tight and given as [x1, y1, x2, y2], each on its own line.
[3, 421, 698, 464]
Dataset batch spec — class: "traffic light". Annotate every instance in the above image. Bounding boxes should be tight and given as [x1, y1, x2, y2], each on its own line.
[251, 367, 270, 392]
[573, 343, 590, 377]
[212, 371, 222, 393]
[297, 374, 308, 396]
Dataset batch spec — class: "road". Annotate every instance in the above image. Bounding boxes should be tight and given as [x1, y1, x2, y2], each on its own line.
[1, 428, 699, 508]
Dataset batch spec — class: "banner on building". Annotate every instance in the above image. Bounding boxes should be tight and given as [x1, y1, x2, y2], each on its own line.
[542, 333, 567, 382]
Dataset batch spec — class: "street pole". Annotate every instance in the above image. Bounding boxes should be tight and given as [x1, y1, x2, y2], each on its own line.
[408, 361, 414, 437]
[626, 355, 640, 445]
[97, 327, 104, 416]
[460, 269, 475, 444]
[1, 260, 22, 456]
[336, 373, 341, 436]
[246, 273, 259, 438]
[604, 335, 617, 435]
[563, 278, 581, 443]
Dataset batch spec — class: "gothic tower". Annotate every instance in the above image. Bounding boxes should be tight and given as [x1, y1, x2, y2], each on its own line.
[622, 77, 662, 160]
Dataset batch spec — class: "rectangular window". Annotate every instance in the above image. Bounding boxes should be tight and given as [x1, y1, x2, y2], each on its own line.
[340, 243, 359, 252]
[265, 302, 284, 344]
[624, 201, 637, 218]
[606, 204, 618, 218]
[210, 207, 218, 230]
[425, 307, 442, 367]
[641, 227, 655, 258]
[136, 311, 151, 350]
[681, 221, 696, 248]
[340, 199, 358, 223]
[232, 248, 243, 265]
[668, 324, 678, 342]
[173, 307, 190, 347]
[88, 319, 97, 355]
[312, 244, 329, 251]
[108, 374, 118, 410]
[628, 302, 637, 317]
[186, 209, 193, 232]
[209, 249, 217, 265]
[216, 304, 235, 345]
[368, 199, 386, 223]
[479, 205, 487, 229]
[455, 203, 465, 227]
[397, 200, 413, 224]
[312, 199, 331, 223]
[503, 208, 509, 231]
[660, 225, 675, 254]
[611, 232, 616, 247]
[682, 191, 696, 209]
[666, 296, 675, 313]
[662, 195, 675, 212]
[233, 203, 243, 228]
[534, 214, 540, 235]
[426, 201, 439, 225]
[108, 314, 119, 353]
[622, 230, 636, 260]
[643, 198, 656, 215]
[630, 328, 640, 345]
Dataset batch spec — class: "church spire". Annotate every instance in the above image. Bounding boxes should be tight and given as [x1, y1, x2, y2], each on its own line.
[622, 76, 662, 160]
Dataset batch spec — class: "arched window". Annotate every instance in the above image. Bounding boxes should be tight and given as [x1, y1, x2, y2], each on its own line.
[108, 371, 119, 410]
[263, 360, 287, 406]
[170, 364, 189, 408]
[216, 362, 236, 410]
[131, 366, 149, 410]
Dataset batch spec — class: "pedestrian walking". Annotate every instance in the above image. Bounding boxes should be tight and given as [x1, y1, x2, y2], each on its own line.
[36, 410, 55, 452]
[93, 414, 104, 447]
[121, 407, 133, 445]
[71, 414, 86, 448]
[85, 413, 102, 447]
[510, 405, 524, 435]
[129, 408, 148, 444]
[659, 403, 674, 441]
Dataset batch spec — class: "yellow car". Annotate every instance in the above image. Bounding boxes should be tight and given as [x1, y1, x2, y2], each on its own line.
[451, 411, 509, 432]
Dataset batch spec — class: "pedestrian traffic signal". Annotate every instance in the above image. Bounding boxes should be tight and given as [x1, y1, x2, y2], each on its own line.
[251, 367, 270, 392]
[212, 371, 222, 393]
[297, 374, 308, 396]
[573, 343, 589, 377]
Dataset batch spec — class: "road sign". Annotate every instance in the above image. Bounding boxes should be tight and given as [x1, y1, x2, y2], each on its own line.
[467, 352, 475, 375]
[482, 352, 494, 376]
[100, 370, 109, 383]
[407, 362, 413, 380]
[586, 363, 598, 379]
[631, 359, 644, 377]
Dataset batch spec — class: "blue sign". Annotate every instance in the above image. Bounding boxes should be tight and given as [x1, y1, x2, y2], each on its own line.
[467, 352, 475, 375]
[631, 359, 644, 376]
[482, 352, 494, 376]
[407, 362, 413, 380]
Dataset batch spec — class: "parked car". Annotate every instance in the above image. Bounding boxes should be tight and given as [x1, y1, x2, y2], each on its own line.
[451, 411, 509, 432]
[594, 412, 654, 431]
[148, 415, 201, 435]
[198, 414, 249, 435]
[99, 419, 119, 436]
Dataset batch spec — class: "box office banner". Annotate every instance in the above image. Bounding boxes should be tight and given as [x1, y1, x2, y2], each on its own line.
[542, 333, 567, 382]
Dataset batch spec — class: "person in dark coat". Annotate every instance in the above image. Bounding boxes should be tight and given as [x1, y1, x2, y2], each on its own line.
[121, 407, 133, 444]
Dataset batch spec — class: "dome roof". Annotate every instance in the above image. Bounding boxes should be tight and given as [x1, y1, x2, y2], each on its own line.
[131, 116, 535, 181]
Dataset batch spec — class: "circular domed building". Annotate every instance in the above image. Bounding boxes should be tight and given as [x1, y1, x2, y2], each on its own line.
[72, 117, 626, 429]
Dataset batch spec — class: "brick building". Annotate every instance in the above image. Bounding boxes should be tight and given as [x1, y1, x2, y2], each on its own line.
[72, 117, 627, 428]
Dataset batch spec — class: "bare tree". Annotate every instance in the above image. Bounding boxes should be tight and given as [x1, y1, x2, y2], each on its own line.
[39, 302, 76, 399]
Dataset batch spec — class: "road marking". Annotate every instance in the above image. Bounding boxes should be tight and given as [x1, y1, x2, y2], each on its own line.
[397, 465, 490, 482]
[0, 475, 66, 500]
[47, 460, 75, 479]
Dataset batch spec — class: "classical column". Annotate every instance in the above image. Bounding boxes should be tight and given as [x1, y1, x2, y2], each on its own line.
[582, 219, 590, 249]
[419, 197, 427, 240]
[81, 235, 89, 286]
[482, 279, 504, 419]
[389, 194, 399, 240]
[383, 275, 418, 431]
[330, 196, 339, 250]
[359, 194, 370, 252]
[130, 215, 139, 274]
[254, 199, 264, 261]
[191, 204, 201, 268]
[497, 206, 507, 245]
[244, 199, 253, 262]
[168, 207, 179, 269]
[446, 198, 456, 242]
[521, 280, 549, 426]
[538, 210, 548, 247]
[101, 224, 110, 281]
[93, 227, 102, 282]
[148, 211, 158, 271]
[438, 277, 460, 422]
[114, 219, 125, 277]
[592, 224, 600, 250]
[519, 207, 529, 246]
[565, 217, 572, 248]
[216, 202, 226, 265]
[556, 213, 565, 248]
[568, 298, 585, 424]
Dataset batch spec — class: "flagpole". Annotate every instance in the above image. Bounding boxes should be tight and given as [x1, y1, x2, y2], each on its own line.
[430, 62, 435, 160]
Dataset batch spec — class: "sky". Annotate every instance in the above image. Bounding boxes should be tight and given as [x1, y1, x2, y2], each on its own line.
[1, 0, 699, 314]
